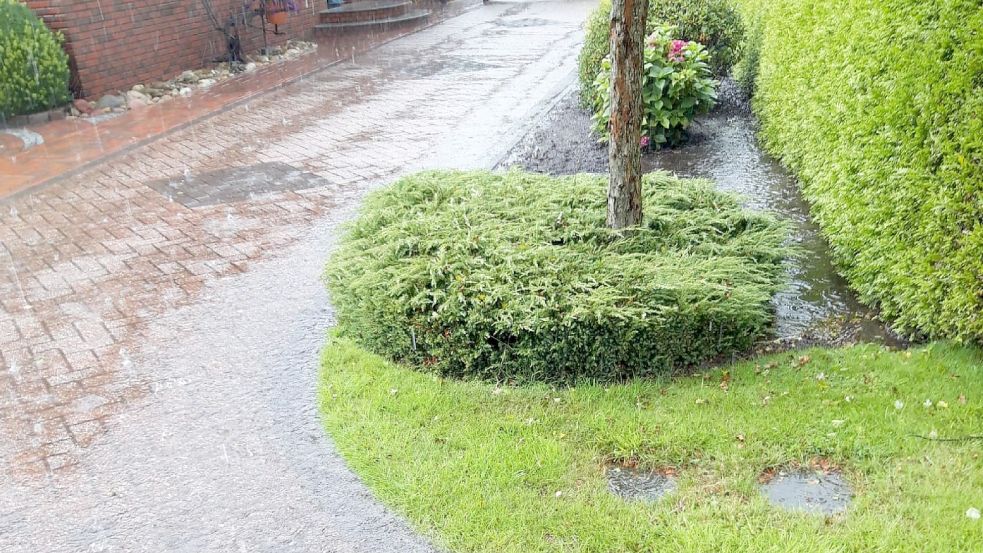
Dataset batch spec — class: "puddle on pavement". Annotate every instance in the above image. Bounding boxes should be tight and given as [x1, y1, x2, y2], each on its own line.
[760, 469, 852, 515]
[146, 162, 332, 207]
[494, 18, 555, 28]
[606, 465, 677, 502]
[377, 52, 499, 79]
[500, 80, 903, 347]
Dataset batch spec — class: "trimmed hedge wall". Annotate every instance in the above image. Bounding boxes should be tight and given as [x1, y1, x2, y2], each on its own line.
[326, 170, 788, 383]
[733, 0, 983, 341]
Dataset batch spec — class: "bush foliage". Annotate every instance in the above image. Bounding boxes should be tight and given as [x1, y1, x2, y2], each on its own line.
[590, 27, 718, 147]
[0, 0, 70, 118]
[578, 0, 743, 104]
[732, 0, 983, 341]
[326, 171, 788, 382]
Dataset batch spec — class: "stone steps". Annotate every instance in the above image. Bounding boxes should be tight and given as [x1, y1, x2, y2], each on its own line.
[316, 0, 430, 32]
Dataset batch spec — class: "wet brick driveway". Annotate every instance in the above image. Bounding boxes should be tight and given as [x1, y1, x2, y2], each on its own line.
[0, 2, 591, 550]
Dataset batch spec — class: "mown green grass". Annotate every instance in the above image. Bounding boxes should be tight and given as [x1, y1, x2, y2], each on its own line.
[320, 338, 982, 552]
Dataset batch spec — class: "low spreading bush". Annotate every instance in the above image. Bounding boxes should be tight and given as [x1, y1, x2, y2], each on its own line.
[731, 0, 983, 341]
[326, 170, 788, 382]
[590, 27, 717, 148]
[578, 0, 744, 104]
[0, 0, 70, 118]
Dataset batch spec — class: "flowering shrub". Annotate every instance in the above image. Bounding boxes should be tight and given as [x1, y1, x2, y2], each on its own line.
[578, 0, 744, 105]
[590, 27, 718, 148]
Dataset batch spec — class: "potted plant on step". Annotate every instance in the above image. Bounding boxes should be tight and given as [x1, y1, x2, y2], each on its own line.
[264, 0, 297, 26]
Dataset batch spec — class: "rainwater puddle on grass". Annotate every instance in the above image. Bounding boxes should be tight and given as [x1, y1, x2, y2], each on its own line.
[606, 465, 677, 502]
[760, 469, 852, 515]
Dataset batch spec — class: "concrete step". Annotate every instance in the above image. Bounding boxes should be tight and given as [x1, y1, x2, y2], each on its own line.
[315, 8, 430, 32]
[319, 0, 413, 25]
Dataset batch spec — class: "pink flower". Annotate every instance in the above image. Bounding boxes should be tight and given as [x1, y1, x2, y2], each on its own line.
[668, 39, 687, 62]
[640, 136, 651, 148]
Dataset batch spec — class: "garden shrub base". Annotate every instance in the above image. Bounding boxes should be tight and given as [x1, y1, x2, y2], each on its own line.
[326, 170, 788, 382]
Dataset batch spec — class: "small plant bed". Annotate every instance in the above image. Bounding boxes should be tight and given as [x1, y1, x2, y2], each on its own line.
[320, 339, 983, 552]
[325, 170, 788, 383]
[68, 40, 317, 119]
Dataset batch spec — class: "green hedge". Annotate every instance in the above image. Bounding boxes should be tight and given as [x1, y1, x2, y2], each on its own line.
[732, 0, 983, 341]
[578, 0, 744, 104]
[0, 0, 70, 118]
[326, 170, 788, 383]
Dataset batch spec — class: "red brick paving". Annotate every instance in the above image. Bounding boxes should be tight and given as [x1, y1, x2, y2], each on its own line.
[0, 1, 478, 199]
[0, 2, 592, 550]
[0, 0, 584, 484]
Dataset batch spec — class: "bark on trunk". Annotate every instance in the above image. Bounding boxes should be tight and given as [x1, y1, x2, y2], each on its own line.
[606, 0, 648, 229]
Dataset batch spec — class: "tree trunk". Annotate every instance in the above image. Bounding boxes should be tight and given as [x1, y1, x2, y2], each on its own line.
[606, 0, 648, 229]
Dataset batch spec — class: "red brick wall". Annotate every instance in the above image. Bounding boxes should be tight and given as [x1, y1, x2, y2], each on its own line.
[26, 0, 322, 98]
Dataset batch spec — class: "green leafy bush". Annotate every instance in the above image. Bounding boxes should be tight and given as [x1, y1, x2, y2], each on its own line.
[578, 0, 744, 104]
[326, 170, 788, 383]
[731, 13, 761, 94]
[577, 2, 613, 106]
[731, 0, 983, 341]
[590, 27, 718, 148]
[0, 0, 70, 118]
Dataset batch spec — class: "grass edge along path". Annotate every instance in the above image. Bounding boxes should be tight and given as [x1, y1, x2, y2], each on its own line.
[320, 337, 982, 552]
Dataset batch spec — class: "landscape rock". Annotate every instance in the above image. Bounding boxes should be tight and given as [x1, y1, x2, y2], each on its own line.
[178, 70, 199, 84]
[27, 112, 49, 125]
[72, 98, 94, 114]
[96, 94, 126, 110]
[198, 78, 217, 88]
[125, 90, 151, 105]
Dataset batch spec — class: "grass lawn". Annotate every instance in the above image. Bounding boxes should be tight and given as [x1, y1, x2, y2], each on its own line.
[320, 338, 982, 552]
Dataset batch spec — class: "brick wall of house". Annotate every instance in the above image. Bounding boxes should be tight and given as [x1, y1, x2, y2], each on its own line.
[26, 0, 323, 98]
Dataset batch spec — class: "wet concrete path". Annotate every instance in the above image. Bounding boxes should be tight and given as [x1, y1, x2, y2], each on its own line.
[0, 3, 592, 550]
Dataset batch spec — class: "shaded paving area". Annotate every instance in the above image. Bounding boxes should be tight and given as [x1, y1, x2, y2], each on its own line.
[0, 2, 591, 550]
